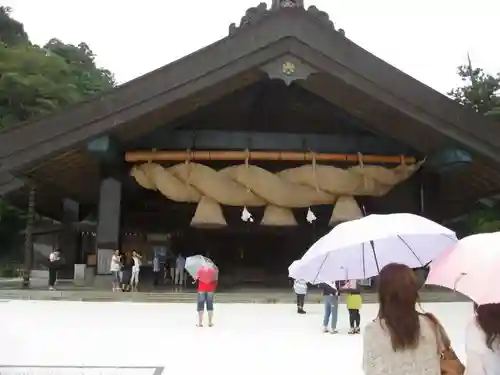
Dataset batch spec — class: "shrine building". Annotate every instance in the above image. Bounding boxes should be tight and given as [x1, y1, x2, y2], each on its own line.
[1, 0, 500, 286]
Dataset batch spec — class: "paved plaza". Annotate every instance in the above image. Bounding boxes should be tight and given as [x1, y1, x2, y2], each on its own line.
[0, 300, 472, 375]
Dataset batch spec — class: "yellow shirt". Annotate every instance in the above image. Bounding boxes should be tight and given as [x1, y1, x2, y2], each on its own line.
[346, 293, 362, 310]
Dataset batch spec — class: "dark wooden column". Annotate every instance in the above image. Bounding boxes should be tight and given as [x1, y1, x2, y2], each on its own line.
[96, 177, 122, 274]
[22, 185, 36, 288]
[87, 135, 124, 274]
[58, 199, 80, 279]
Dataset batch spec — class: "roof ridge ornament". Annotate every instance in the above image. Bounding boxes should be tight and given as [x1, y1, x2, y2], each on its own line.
[306, 5, 346, 36]
[271, 0, 304, 9]
[228, 2, 345, 36]
[229, 2, 270, 36]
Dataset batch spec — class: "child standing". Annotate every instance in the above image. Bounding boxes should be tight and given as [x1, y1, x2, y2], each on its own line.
[293, 278, 308, 314]
[342, 279, 362, 334]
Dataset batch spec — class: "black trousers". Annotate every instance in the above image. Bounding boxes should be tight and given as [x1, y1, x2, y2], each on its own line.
[153, 271, 161, 286]
[348, 309, 360, 328]
[48, 268, 57, 287]
[296, 293, 305, 308]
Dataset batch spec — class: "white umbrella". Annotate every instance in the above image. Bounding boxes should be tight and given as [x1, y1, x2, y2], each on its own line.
[289, 213, 457, 283]
[288, 260, 301, 278]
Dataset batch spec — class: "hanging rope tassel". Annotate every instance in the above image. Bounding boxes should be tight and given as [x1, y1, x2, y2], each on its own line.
[244, 148, 251, 194]
[185, 149, 192, 186]
[242, 148, 254, 223]
[358, 152, 368, 189]
[311, 151, 320, 193]
[148, 148, 156, 164]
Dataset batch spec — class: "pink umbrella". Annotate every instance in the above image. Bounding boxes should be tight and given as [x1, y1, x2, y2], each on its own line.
[426, 232, 500, 304]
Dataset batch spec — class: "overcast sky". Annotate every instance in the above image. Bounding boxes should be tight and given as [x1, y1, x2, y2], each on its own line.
[6, 0, 500, 94]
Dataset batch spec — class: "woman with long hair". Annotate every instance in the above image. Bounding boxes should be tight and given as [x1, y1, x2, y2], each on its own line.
[362, 263, 442, 375]
[466, 303, 500, 374]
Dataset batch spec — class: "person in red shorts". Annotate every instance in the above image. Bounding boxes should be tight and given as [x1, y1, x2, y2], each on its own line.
[194, 267, 217, 327]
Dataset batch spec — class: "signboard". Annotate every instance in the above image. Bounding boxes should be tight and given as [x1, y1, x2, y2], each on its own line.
[0, 366, 163, 375]
[146, 233, 170, 242]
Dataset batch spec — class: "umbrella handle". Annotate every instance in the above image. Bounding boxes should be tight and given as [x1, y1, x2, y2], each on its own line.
[453, 272, 467, 291]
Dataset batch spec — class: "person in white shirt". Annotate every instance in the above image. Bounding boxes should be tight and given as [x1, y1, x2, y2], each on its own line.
[48, 249, 61, 291]
[466, 303, 500, 375]
[130, 250, 142, 291]
[109, 250, 122, 292]
[175, 254, 186, 286]
[152, 255, 161, 287]
[293, 279, 308, 314]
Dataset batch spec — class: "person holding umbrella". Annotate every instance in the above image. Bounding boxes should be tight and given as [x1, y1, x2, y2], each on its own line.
[426, 232, 500, 374]
[185, 255, 218, 327]
[466, 303, 500, 374]
[195, 266, 217, 327]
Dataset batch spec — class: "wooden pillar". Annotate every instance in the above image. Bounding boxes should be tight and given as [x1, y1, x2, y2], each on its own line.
[22, 186, 36, 288]
[58, 199, 80, 279]
[96, 177, 122, 274]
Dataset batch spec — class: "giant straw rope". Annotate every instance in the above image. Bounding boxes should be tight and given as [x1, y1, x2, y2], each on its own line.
[131, 157, 422, 226]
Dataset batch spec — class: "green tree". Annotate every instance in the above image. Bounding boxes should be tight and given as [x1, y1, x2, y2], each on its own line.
[0, 6, 29, 46]
[44, 38, 115, 95]
[0, 44, 82, 127]
[0, 8, 116, 256]
[0, 9, 115, 129]
[449, 57, 500, 234]
[465, 204, 500, 234]
[448, 56, 500, 120]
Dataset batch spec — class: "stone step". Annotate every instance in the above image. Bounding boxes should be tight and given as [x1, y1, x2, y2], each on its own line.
[0, 289, 469, 303]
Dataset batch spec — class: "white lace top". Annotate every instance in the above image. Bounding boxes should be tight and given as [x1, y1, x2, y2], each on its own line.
[362, 315, 440, 375]
[465, 318, 500, 375]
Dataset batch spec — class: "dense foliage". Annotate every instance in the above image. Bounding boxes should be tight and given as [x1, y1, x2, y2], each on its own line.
[448, 56, 500, 120]
[0, 6, 115, 256]
[448, 57, 500, 234]
[0, 6, 115, 129]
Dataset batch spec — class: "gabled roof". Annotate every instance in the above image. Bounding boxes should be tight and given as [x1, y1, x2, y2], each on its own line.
[1, 5, 500, 172]
[1, 3, 500, 219]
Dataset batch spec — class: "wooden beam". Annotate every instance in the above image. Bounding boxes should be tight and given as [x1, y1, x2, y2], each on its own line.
[125, 150, 417, 164]
[133, 130, 416, 155]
